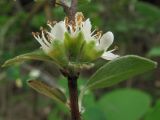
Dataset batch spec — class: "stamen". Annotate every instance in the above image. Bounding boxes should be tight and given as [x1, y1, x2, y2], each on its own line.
[108, 46, 119, 53]
[75, 12, 84, 27]
[91, 29, 97, 36]
[47, 20, 57, 29]
[97, 31, 102, 39]
[32, 32, 36, 37]
[32, 32, 39, 40]
[40, 28, 50, 47]
[71, 21, 76, 32]
[36, 32, 40, 36]
[65, 17, 73, 33]
[32, 29, 50, 53]
[47, 20, 57, 26]
[114, 46, 119, 51]
[47, 20, 52, 25]
[46, 35, 52, 43]
[93, 31, 102, 39]
[42, 31, 50, 47]
[46, 31, 54, 40]
[52, 21, 57, 24]
[65, 17, 69, 28]
[47, 24, 53, 29]
[40, 26, 43, 31]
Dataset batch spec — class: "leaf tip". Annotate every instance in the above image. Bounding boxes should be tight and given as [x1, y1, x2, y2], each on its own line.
[153, 61, 158, 68]
[1, 62, 7, 68]
[27, 80, 36, 86]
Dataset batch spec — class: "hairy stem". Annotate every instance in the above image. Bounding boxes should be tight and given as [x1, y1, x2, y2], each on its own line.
[68, 75, 81, 120]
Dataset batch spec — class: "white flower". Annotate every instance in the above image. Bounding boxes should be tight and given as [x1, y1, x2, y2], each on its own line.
[32, 12, 119, 61]
[97, 31, 119, 60]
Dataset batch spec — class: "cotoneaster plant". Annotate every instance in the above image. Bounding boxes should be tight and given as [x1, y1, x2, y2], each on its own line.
[2, 12, 157, 120]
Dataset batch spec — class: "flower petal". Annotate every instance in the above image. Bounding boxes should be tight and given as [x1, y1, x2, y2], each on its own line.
[82, 19, 92, 40]
[101, 51, 119, 60]
[97, 31, 114, 51]
[51, 21, 66, 41]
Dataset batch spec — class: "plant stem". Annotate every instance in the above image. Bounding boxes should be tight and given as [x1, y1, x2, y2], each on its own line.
[68, 0, 78, 21]
[68, 75, 81, 120]
[60, 0, 79, 119]
[57, 0, 77, 22]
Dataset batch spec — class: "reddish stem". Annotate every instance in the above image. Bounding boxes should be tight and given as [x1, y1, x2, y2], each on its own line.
[68, 75, 81, 120]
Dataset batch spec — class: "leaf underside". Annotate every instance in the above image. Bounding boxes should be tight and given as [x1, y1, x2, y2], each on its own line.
[28, 80, 67, 105]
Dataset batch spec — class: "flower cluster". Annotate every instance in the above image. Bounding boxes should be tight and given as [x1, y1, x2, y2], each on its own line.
[32, 12, 118, 68]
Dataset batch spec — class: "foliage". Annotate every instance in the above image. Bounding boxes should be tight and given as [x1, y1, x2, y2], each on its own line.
[0, 0, 160, 120]
[83, 88, 152, 120]
[84, 55, 156, 90]
[147, 47, 160, 57]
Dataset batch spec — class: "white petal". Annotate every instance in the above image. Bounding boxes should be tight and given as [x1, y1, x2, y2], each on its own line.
[51, 21, 66, 40]
[82, 19, 92, 41]
[97, 31, 114, 51]
[101, 51, 119, 60]
[83, 19, 91, 34]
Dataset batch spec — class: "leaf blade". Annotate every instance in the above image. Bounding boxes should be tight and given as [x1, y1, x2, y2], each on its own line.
[28, 80, 67, 105]
[2, 49, 55, 67]
[85, 55, 157, 90]
[98, 88, 151, 120]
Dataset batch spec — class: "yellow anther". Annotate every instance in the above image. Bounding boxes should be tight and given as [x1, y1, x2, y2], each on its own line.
[75, 12, 84, 26]
[32, 32, 36, 36]
[40, 26, 43, 31]
[95, 31, 102, 39]
[65, 17, 69, 27]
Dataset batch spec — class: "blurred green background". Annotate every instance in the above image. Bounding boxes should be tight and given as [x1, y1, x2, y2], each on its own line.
[0, 0, 160, 120]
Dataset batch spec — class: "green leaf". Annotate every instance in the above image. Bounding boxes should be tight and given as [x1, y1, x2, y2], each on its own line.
[136, 2, 160, 20]
[48, 109, 61, 120]
[144, 100, 160, 120]
[2, 49, 55, 67]
[82, 93, 106, 120]
[28, 80, 67, 106]
[85, 55, 157, 90]
[147, 47, 160, 57]
[98, 88, 151, 120]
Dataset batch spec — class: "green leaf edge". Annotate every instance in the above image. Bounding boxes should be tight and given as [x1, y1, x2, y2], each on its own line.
[85, 55, 157, 90]
[1, 50, 59, 67]
[27, 80, 68, 107]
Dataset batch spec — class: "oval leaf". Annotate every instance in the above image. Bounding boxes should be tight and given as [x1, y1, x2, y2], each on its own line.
[85, 55, 157, 90]
[28, 80, 67, 105]
[144, 100, 160, 120]
[147, 47, 160, 57]
[98, 89, 151, 120]
[2, 49, 55, 67]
